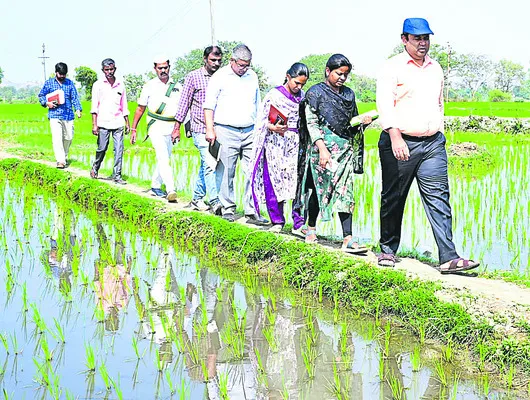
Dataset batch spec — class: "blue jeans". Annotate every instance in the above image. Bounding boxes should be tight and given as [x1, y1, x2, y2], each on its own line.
[192, 132, 219, 204]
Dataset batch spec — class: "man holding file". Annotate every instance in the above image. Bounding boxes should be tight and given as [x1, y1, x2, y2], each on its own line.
[38, 62, 82, 169]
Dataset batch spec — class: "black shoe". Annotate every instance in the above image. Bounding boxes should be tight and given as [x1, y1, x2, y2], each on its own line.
[245, 214, 270, 226]
[210, 202, 223, 216]
[114, 178, 127, 185]
[223, 213, 235, 222]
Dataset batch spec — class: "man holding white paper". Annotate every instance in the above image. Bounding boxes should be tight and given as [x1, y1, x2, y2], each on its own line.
[38, 62, 82, 169]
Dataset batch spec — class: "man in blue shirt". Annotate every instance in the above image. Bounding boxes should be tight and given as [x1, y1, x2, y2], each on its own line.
[38, 62, 82, 169]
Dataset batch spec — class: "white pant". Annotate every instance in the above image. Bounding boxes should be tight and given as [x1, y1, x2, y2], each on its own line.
[150, 133, 175, 192]
[49, 119, 74, 163]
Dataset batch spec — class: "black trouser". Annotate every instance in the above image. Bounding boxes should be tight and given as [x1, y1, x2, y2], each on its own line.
[92, 127, 125, 179]
[378, 131, 459, 264]
[306, 169, 352, 238]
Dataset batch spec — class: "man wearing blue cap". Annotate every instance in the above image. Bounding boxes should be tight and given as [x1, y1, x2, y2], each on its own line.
[376, 18, 479, 274]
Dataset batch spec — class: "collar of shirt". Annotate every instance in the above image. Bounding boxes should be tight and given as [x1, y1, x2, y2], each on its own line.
[400, 51, 434, 69]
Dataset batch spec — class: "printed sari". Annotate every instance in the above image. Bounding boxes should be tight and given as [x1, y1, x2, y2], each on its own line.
[250, 86, 304, 227]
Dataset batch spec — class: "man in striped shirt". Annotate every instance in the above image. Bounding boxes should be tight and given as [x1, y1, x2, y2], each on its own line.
[172, 46, 223, 214]
[38, 62, 82, 169]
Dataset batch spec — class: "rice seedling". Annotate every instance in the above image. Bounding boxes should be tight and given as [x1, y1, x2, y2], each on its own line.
[9, 333, 21, 355]
[99, 362, 111, 390]
[383, 321, 391, 358]
[33, 357, 51, 387]
[386, 372, 405, 400]
[84, 343, 96, 372]
[410, 345, 421, 372]
[504, 363, 516, 390]
[262, 325, 278, 353]
[434, 358, 448, 386]
[442, 340, 454, 363]
[378, 352, 385, 381]
[481, 373, 490, 397]
[218, 372, 229, 400]
[165, 369, 175, 394]
[111, 374, 123, 400]
[39, 335, 53, 362]
[30, 303, 47, 334]
[449, 373, 460, 400]
[177, 376, 190, 399]
[50, 318, 65, 344]
[0, 333, 8, 355]
[20, 282, 28, 313]
[325, 360, 347, 400]
[301, 341, 318, 380]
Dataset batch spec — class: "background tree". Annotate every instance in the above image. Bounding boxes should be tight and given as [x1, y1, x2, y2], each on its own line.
[171, 40, 270, 93]
[454, 54, 494, 100]
[123, 73, 146, 102]
[494, 59, 525, 93]
[350, 75, 376, 102]
[0, 67, 4, 85]
[298, 53, 332, 90]
[513, 70, 530, 100]
[74, 66, 98, 100]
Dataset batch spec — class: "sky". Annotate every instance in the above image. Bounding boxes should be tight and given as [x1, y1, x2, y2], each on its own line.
[1, 0, 529, 86]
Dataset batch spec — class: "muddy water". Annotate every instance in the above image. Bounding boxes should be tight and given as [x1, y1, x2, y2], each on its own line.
[0, 180, 518, 399]
[77, 141, 529, 272]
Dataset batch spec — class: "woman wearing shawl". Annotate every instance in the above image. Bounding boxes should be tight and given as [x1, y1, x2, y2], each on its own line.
[249, 63, 309, 232]
[296, 54, 372, 253]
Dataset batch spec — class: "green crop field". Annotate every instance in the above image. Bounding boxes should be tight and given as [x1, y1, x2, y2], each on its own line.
[357, 101, 530, 118]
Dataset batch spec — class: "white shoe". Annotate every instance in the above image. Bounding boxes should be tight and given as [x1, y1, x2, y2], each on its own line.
[166, 191, 177, 203]
[291, 225, 308, 238]
[269, 224, 283, 233]
[191, 199, 210, 211]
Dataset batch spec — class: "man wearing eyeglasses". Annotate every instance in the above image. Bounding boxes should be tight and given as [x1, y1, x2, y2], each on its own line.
[203, 44, 268, 225]
[376, 18, 479, 274]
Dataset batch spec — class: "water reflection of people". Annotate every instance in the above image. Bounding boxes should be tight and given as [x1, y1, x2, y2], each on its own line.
[133, 251, 180, 368]
[93, 223, 132, 332]
[48, 208, 76, 296]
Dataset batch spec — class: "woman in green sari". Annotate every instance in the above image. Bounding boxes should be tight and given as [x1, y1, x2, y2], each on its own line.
[296, 54, 372, 252]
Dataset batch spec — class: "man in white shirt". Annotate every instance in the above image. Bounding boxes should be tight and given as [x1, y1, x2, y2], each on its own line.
[131, 56, 182, 202]
[203, 44, 268, 224]
[90, 58, 130, 184]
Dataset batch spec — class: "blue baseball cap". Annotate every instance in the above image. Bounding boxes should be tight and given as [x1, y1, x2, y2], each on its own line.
[403, 18, 434, 35]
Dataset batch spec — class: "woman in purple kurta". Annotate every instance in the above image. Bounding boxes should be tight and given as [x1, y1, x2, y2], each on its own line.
[250, 63, 309, 231]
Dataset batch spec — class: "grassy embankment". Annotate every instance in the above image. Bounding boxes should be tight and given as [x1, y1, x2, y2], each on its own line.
[1, 158, 530, 379]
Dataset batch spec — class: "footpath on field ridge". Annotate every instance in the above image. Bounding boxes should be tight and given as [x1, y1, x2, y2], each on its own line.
[2, 151, 529, 336]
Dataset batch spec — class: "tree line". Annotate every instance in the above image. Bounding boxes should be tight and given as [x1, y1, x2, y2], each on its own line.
[1, 43, 529, 104]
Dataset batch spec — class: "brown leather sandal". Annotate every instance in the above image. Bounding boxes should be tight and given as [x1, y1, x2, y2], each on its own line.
[440, 258, 480, 274]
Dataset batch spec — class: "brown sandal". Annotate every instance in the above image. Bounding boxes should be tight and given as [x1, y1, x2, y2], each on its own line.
[377, 253, 396, 267]
[440, 258, 480, 274]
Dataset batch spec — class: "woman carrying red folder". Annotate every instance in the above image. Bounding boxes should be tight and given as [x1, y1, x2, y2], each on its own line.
[249, 63, 309, 232]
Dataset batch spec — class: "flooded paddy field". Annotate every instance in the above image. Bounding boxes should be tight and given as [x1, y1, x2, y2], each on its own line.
[0, 179, 524, 399]
[75, 137, 530, 273]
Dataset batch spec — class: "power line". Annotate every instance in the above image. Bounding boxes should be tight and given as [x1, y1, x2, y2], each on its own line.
[126, 0, 201, 59]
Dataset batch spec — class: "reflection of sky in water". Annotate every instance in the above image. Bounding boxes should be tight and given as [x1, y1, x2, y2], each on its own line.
[0, 181, 517, 399]
[78, 142, 528, 271]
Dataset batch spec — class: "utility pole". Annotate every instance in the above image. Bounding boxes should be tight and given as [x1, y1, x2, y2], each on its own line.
[38, 43, 50, 82]
[209, 0, 215, 45]
[445, 42, 452, 102]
